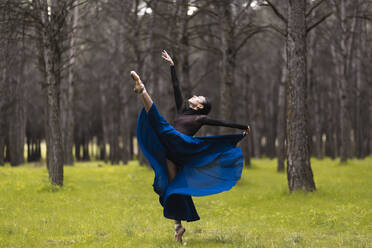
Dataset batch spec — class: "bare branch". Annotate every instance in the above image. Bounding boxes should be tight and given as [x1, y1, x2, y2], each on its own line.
[260, 0, 288, 24]
[306, 0, 327, 17]
[234, 28, 262, 56]
[355, 14, 372, 21]
[306, 11, 333, 33]
[232, 0, 253, 26]
[261, 24, 287, 37]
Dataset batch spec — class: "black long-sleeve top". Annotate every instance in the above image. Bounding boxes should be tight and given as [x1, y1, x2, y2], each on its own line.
[170, 65, 248, 136]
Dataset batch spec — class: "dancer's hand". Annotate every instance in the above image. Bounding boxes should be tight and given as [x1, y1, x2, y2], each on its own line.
[243, 125, 251, 136]
[162, 50, 174, 66]
[130, 71, 140, 81]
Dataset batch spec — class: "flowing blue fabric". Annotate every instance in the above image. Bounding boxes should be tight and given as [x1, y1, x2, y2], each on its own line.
[137, 104, 244, 222]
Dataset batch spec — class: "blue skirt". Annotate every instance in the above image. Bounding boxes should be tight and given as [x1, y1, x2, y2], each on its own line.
[137, 104, 244, 222]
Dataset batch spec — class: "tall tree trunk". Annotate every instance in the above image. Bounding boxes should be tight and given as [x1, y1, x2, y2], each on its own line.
[110, 104, 120, 164]
[0, 128, 5, 165]
[61, 0, 79, 165]
[307, 25, 322, 159]
[179, 0, 192, 99]
[82, 134, 90, 161]
[120, 106, 130, 164]
[266, 83, 277, 159]
[369, 79, 372, 155]
[313, 87, 323, 159]
[8, 78, 25, 166]
[354, 19, 363, 158]
[241, 72, 251, 167]
[8, 45, 26, 166]
[217, 1, 236, 132]
[286, 0, 315, 192]
[277, 48, 287, 172]
[36, 0, 64, 185]
[325, 89, 337, 159]
[0, 87, 6, 165]
[44, 51, 64, 184]
[118, 22, 130, 164]
[331, 42, 351, 163]
[99, 82, 109, 163]
[330, 0, 358, 163]
[251, 90, 261, 158]
[5, 139, 10, 162]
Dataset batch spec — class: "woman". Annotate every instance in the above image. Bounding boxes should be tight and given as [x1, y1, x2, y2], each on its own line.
[131, 50, 250, 242]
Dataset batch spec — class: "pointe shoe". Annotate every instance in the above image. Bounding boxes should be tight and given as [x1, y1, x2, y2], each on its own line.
[174, 226, 186, 243]
[130, 71, 145, 94]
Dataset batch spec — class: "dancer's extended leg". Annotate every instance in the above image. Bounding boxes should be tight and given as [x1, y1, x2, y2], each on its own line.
[131, 71, 185, 242]
[130, 71, 153, 112]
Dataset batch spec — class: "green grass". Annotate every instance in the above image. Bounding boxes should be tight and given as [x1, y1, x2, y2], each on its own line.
[0, 158, 371, 247]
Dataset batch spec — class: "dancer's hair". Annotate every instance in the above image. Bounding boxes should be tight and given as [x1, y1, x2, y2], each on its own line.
[199, 97, 212, 115]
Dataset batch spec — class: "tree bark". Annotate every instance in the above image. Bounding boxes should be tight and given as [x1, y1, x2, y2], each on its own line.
[330, 0, 358, 163]
[242, 71, 251, 167]
[35, 0, 64, 185]
[99, 80, 109, 163]
[353, 18, 363, 158]
[61, 0, 79, 165]
[0, 128, 5, 165]
[307, 25, 323, 159]
[0, 76, 6, 165]
[251, 90, 261, 158]
[325, 89, 337, 159]
[179, 0, 192, 99]
[277, 48, 287, 172]
[8, 78, 26, 166]
[217, 1, 236, 132]
[266, 82, 277, 159]
[369, 79, 372, 155]
[7, 39, 26, 166]
[286, 0, 316, 192]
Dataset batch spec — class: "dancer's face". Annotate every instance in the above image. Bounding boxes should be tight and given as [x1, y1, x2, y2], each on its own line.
[188, 95, 206, 110]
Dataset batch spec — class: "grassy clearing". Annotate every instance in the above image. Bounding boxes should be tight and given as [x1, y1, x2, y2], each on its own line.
[0, 158, 371, 247]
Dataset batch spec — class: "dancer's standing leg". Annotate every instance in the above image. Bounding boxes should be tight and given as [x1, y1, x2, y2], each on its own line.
[166, 159, 185, 242]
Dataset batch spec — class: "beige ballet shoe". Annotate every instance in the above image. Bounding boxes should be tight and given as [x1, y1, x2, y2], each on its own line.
[174, 226, 186, 243]
[130, 71, 145, 94]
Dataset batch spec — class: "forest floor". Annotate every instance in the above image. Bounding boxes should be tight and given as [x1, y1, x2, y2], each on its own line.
[0, 158, 371, 248]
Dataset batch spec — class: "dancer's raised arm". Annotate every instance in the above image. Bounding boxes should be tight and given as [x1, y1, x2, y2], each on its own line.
[162, 50, 184, 112]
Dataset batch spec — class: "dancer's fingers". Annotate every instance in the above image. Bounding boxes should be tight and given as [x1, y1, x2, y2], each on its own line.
[162, 55, 170, 62]
[163, 50, 170, 58]
[130, 70, 136, 76]
[130, 71, 140, 81]
[130, 73, 135, 80]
